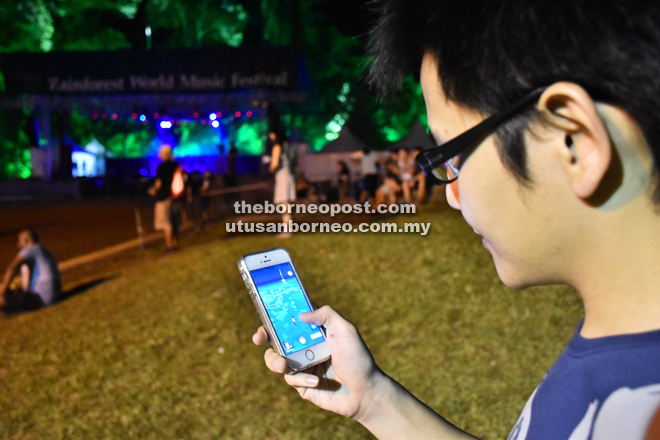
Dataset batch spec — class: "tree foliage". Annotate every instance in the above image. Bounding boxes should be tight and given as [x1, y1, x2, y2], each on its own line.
[258, 0, 425, 150]
[147, 0, 248, 48]
[0, 110, 32, 180]
[0, 0, 426, 179]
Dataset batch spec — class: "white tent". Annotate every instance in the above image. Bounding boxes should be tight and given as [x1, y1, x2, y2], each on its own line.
[393, 121, 436, 150]
[299, 127, 387, 182]
[72, 137, 111, 177]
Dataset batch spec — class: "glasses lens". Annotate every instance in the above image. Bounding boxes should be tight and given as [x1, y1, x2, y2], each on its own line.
[431, 159, 459, 182]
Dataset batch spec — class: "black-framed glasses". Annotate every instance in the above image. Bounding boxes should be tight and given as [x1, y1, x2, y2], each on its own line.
[417, 87, 547, 184]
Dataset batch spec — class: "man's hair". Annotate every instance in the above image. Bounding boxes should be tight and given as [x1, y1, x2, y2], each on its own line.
[159, 146, 173, 161]
[20, 228, 39, 243]
[368, 0, 660, 201]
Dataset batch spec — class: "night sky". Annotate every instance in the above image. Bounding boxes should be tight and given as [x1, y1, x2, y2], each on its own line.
[318, 0, 375, 39]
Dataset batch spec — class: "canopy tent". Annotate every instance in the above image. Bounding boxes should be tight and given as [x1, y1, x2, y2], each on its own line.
[299, 127, 387, 182]
[319, 126, 367, 153]
[393, 121, 436, 150]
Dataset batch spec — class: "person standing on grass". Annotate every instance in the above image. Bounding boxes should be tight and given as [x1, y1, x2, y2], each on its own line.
[0, 229, 61, 312]
[224, 144, 239, 206]
[201, 170, 213, 222]
[187, 171, 204, 232]
[351, 147, 380, 203]
[252, 1, 660, 438]
[148, 146, 180, 252]
[270, 131, 297, 238]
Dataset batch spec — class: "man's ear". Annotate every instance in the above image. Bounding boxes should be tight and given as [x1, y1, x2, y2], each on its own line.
[537, 82, 612, 199]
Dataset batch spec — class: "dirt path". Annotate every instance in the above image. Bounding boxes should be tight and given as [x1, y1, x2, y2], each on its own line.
[0, 199, 155, 267]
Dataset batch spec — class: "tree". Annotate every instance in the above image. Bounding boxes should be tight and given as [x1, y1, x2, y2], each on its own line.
[146, 0, 248, 48]
[255, 0, 426, 150]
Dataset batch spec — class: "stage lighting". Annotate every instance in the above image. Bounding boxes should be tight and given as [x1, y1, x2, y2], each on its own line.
[211, 120, 220, 128]
[160, 120, 172, 129]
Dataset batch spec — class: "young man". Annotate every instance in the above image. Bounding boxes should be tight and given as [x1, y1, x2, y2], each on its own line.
[253, 1, 660, 438]
[148, 146, 180, 251]
[1, 229, 61, 312]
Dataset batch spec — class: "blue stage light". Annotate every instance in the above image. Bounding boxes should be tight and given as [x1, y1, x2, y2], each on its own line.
[211, 120, 220, 128]
[139, 114, 147, 122]
[209, 113, 217, 121]
[160, 120, 172, 129]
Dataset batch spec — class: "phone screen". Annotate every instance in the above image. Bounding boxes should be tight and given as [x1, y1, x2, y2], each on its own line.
[250, 262, 326, 354]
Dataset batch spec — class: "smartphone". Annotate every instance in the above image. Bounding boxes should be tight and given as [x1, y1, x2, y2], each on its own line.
[238, 248, 331, 373]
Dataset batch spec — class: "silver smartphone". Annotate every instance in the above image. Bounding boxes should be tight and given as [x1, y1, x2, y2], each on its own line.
[238, 247, 331, 373]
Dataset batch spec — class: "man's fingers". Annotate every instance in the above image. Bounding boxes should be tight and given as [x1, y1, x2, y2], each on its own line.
[264, 348, 288, 373]
[299, 305, 345, 330]
[252, 326, 269, 346]
[284, 372, 319, 388]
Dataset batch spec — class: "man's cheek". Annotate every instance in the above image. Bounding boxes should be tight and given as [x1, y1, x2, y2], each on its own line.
[446, 182, 461, 210]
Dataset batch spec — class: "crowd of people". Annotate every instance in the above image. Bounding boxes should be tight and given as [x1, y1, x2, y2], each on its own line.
[259, 126, 434, 238]
[367, 146, 427, 207]
[291, 146, 432, 210]
[1, 132, 431, 310]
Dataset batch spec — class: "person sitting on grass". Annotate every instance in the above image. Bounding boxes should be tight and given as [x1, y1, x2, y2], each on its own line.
[397, 147, 414, 204]
[374, 149, 403, 207]
[0, 229, 61, 313]
[336, 161, 352, 202]
[252, 1, 660, 438]
[408, 146, 427, 205]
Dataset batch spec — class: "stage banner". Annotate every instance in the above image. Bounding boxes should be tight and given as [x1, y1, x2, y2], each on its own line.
[0, 47, 299, 95]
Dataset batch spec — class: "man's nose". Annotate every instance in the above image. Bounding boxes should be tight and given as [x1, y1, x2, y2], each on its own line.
[445, 181, 461, 210]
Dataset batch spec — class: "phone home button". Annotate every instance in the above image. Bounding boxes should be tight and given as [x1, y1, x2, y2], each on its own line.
[305, 350, 315, 361]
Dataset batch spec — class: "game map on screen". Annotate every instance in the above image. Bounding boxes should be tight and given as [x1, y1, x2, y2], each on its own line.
[250, 262, 325, 354]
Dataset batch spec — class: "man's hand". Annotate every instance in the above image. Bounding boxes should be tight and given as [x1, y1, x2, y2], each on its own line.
[148, 178, 162, 197]
[252, 305, 478, 440]
[252, 305, 384, 419]
[1, 255, 25, 298]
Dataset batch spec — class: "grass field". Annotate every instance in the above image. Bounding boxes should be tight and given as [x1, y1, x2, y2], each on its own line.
[0, 200, 583, 439]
